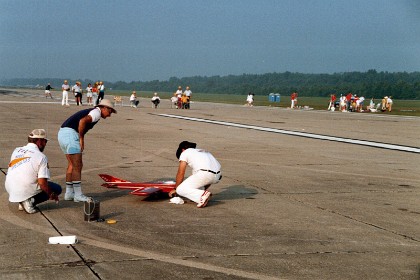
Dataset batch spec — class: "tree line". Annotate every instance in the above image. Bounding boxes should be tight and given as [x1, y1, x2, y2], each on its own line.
[2, 69, 419, 99]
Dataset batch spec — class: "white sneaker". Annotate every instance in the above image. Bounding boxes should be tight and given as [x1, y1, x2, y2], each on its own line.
[20, 198, 37, 214]
[197, 191, 212, 208]
[74, 194, 90, 202]
[64, 192, 75, 201]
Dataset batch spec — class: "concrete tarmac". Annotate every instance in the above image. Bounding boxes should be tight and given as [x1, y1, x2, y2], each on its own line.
[0, 88, 419, 280]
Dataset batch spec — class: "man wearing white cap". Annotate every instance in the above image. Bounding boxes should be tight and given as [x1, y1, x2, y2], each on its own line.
[170, 141, 222, 208]
[57, 99, 116, 202]
[5, 129, 62, 214]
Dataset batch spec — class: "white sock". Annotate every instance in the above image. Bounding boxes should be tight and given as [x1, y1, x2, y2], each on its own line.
[65, 182, 73, 194]
[73, 181, 82, 196]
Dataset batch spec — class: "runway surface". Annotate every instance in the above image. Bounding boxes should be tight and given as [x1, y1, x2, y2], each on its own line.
[0, 88, 419, 279]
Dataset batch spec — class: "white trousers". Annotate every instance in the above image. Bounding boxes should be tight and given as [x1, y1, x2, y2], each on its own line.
[62, 91, 69, 105]
[177, 171, 221, 203]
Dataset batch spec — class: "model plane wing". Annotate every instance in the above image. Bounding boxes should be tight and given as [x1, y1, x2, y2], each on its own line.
[130, 187, 162, 196]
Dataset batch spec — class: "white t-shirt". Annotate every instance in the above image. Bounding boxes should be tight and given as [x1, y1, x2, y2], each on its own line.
[62, 84, 70, 91]
[179, 148, 221, 175]
[86, 86, 93, 97]
[5, 143, 50, 202]
[184, 90, 192, 97]
[130, 94, 137, 101]
[90, 107, 102, 123]
[72, 84, 81, 93]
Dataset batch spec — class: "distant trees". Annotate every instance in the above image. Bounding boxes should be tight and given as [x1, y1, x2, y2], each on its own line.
[1, 70, 419, 99]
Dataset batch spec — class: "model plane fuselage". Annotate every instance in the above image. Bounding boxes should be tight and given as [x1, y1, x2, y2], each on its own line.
[99, 174, 176, 196]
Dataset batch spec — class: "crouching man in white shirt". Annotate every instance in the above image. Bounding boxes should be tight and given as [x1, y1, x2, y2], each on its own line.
[170, 141, 222, 208]
[5, 129, 61, 214]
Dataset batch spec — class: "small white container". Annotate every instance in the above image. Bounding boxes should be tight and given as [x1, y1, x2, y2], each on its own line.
[49, 235, 78, 244]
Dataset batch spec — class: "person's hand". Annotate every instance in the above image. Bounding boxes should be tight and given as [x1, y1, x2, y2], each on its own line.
[50, 192, 59, 203]
[168, 189, 177, 198]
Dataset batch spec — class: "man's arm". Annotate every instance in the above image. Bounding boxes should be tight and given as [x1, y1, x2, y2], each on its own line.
[175, 161, 187, 187]
[78, 115, 93, 152]
[169, 161, 187, 198]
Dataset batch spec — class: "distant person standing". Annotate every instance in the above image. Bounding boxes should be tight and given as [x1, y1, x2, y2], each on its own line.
[92, 82, 99, 106]
[58, 99, 117, 202]
[290, 92, 298, 109]
[72, 81, 83, 106]
[184, 86, 192, 109]
[45, 83, 54, 99]
[62, 80, 70, 106]
[246, 92, 254, 107]
[339, 95, 346, 111]
[86, 83, 93, 105]
[97, 81, 105, 105]
[176, 86, 183, 109]
[328, 94, 336, 111]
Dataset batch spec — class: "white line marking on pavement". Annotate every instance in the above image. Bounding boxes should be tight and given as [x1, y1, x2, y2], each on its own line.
[158, 114, 420, 154]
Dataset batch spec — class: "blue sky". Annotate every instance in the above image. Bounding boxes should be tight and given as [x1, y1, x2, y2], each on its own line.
[1, 0, 419, 82]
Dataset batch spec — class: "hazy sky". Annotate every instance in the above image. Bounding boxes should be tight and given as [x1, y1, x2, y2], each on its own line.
[1, 0, 419, 82]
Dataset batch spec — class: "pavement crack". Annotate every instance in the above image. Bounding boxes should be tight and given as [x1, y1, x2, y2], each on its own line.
[39, 210, 103, 279]
[0, 260, 94, 271]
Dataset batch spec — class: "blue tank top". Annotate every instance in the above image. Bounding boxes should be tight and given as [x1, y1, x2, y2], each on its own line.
[61, 108, 99, 133]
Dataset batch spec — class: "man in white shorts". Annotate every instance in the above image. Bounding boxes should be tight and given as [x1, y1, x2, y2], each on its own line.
[45, 83, 53, 99]
[5, 129, 61, 213]
[170, 141, 222, 208]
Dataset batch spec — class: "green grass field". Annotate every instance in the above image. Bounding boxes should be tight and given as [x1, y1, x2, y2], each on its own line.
[111, 90, 420, 117]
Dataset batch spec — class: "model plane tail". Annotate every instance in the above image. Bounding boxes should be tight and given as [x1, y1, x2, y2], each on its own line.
[99, 174, 131, 183]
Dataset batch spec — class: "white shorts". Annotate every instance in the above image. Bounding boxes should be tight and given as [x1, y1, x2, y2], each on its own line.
[87, 92, 93, 97]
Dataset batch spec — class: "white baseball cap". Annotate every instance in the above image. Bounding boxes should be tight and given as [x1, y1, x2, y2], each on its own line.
[29, 129, 49, 140]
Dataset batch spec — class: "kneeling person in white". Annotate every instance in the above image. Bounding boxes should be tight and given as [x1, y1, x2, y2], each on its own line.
[172, 141, 222, 208]
[5, 129, 61, 213]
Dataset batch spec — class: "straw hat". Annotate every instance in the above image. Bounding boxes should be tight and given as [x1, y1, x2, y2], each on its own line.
[97, 99, 117, 113]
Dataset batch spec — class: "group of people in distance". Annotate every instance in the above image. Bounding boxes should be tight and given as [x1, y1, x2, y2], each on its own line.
[328, 93, 393, 113]
[51, 81, 186, 110]
[171, 86, 192, 109]
[59, 80, 105, 107]
[128, 91, 161, 108]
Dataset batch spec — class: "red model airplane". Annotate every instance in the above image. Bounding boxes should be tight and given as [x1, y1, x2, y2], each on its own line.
[99, 174, 176, 196]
